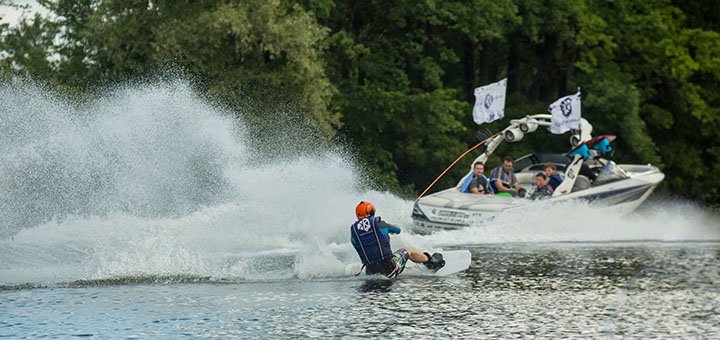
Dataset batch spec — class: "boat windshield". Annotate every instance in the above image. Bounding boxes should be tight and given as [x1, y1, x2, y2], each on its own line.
[593, 161, 628, 185]
[512, 155, 535, 173]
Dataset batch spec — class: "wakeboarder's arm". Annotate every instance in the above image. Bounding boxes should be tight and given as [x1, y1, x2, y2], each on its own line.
[378, 220, 401, 234]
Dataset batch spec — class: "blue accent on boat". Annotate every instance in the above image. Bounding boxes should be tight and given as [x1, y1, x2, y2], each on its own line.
[593, 138, 613, 154]
[569, 144, 590, 159]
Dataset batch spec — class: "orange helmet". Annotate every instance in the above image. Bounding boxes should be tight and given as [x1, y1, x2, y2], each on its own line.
[355, 201, 376, 219]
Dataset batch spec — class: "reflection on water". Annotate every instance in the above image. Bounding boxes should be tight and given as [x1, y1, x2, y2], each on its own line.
[2, 243, 719, 338]
[469, 243, 719, 293]
[358, 278, 394, 293]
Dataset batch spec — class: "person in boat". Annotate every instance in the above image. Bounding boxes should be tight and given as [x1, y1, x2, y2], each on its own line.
[469, 162, 494, 195]
[350, 201, 445, 278]
[490, 156, 523, 196]
[529, 172, 554, 200]
[544, 162, 564, 190]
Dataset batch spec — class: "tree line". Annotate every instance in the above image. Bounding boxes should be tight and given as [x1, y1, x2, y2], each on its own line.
[1, 0, 718, 205]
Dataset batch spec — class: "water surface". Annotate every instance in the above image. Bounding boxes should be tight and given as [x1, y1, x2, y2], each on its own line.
[3, 243, 718, 338]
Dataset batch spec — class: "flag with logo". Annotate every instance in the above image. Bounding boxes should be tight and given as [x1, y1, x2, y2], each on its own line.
[472, 78, 507, 125]
[548, 90, 581, 134]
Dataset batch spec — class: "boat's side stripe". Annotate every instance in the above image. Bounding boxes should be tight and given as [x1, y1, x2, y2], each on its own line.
[573, 184, 652, 203]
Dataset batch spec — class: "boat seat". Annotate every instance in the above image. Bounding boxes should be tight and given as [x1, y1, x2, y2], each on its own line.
[571, 175, 592, 192]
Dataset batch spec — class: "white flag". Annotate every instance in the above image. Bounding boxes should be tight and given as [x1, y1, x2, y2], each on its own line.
[548, 90, 581, 134]
[472, 78, 507, 125]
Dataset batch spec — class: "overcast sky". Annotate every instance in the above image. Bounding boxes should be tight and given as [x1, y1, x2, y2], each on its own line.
[0, 0, 47, 26]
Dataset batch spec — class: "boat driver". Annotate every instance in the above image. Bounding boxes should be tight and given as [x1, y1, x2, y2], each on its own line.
[350, 201, 444, 278]
[490, 156, 523, 196]
[469, 162, 494, 195]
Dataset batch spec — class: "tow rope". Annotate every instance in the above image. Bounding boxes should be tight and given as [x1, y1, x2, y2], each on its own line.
[414, 132, 500, 202]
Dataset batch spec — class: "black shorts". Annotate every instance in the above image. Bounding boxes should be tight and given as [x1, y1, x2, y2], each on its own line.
[365, 248, 409, 279]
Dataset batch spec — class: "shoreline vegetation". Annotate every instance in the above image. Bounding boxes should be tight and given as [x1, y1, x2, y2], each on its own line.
[1, 0, 718, 205]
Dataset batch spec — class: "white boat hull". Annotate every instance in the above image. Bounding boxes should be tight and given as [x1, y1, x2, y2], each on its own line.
[412, 165, 663, 234]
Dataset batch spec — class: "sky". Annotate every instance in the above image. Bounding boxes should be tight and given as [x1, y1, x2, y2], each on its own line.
[0, 0, 46, 26]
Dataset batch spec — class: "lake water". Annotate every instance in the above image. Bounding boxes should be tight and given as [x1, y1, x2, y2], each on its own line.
[3, 243, 719, 338]
[2, 81, 719, 338]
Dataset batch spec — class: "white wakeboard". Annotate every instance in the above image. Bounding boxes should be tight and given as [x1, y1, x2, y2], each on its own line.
[403, 250, 472, 277]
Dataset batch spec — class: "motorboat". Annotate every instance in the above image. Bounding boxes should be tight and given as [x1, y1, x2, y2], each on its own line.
[411, 114, 664, 233]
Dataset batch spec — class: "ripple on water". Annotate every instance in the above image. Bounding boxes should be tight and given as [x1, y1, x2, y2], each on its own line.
[1, 243, 719, 338]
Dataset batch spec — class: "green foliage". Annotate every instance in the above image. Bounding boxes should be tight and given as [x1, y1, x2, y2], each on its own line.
[1, 0, 719, 204]
[147, 0, 339, 136]
[324, 0, 517, 193]
[579, 0, 720, 203]
[0, 13, 58, 82]
[341, 86, 468, 192]
[4, 0, 338, 136]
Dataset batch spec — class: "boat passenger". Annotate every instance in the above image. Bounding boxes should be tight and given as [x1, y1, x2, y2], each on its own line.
[350, 201, 445, 278]
[490, 156, 522, 196]
[544, 162, 564, 190]
[529, 172, 554, 200]
[469, 162, 494, 195]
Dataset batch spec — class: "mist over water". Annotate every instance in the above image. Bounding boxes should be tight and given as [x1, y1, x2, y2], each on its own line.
[1, 80, 718, 287]
[426, 199, 720, 246]
[0, 80, 406, 285]
[1, 81, 240, 235]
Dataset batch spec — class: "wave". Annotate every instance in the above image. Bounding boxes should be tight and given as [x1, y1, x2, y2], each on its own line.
[420, 198, 720, 246]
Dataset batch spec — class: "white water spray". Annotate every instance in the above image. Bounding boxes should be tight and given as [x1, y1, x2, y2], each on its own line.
[0, 80, 408, 285]
[0, 80, 718, 287]
[422, 199, 720, 246]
